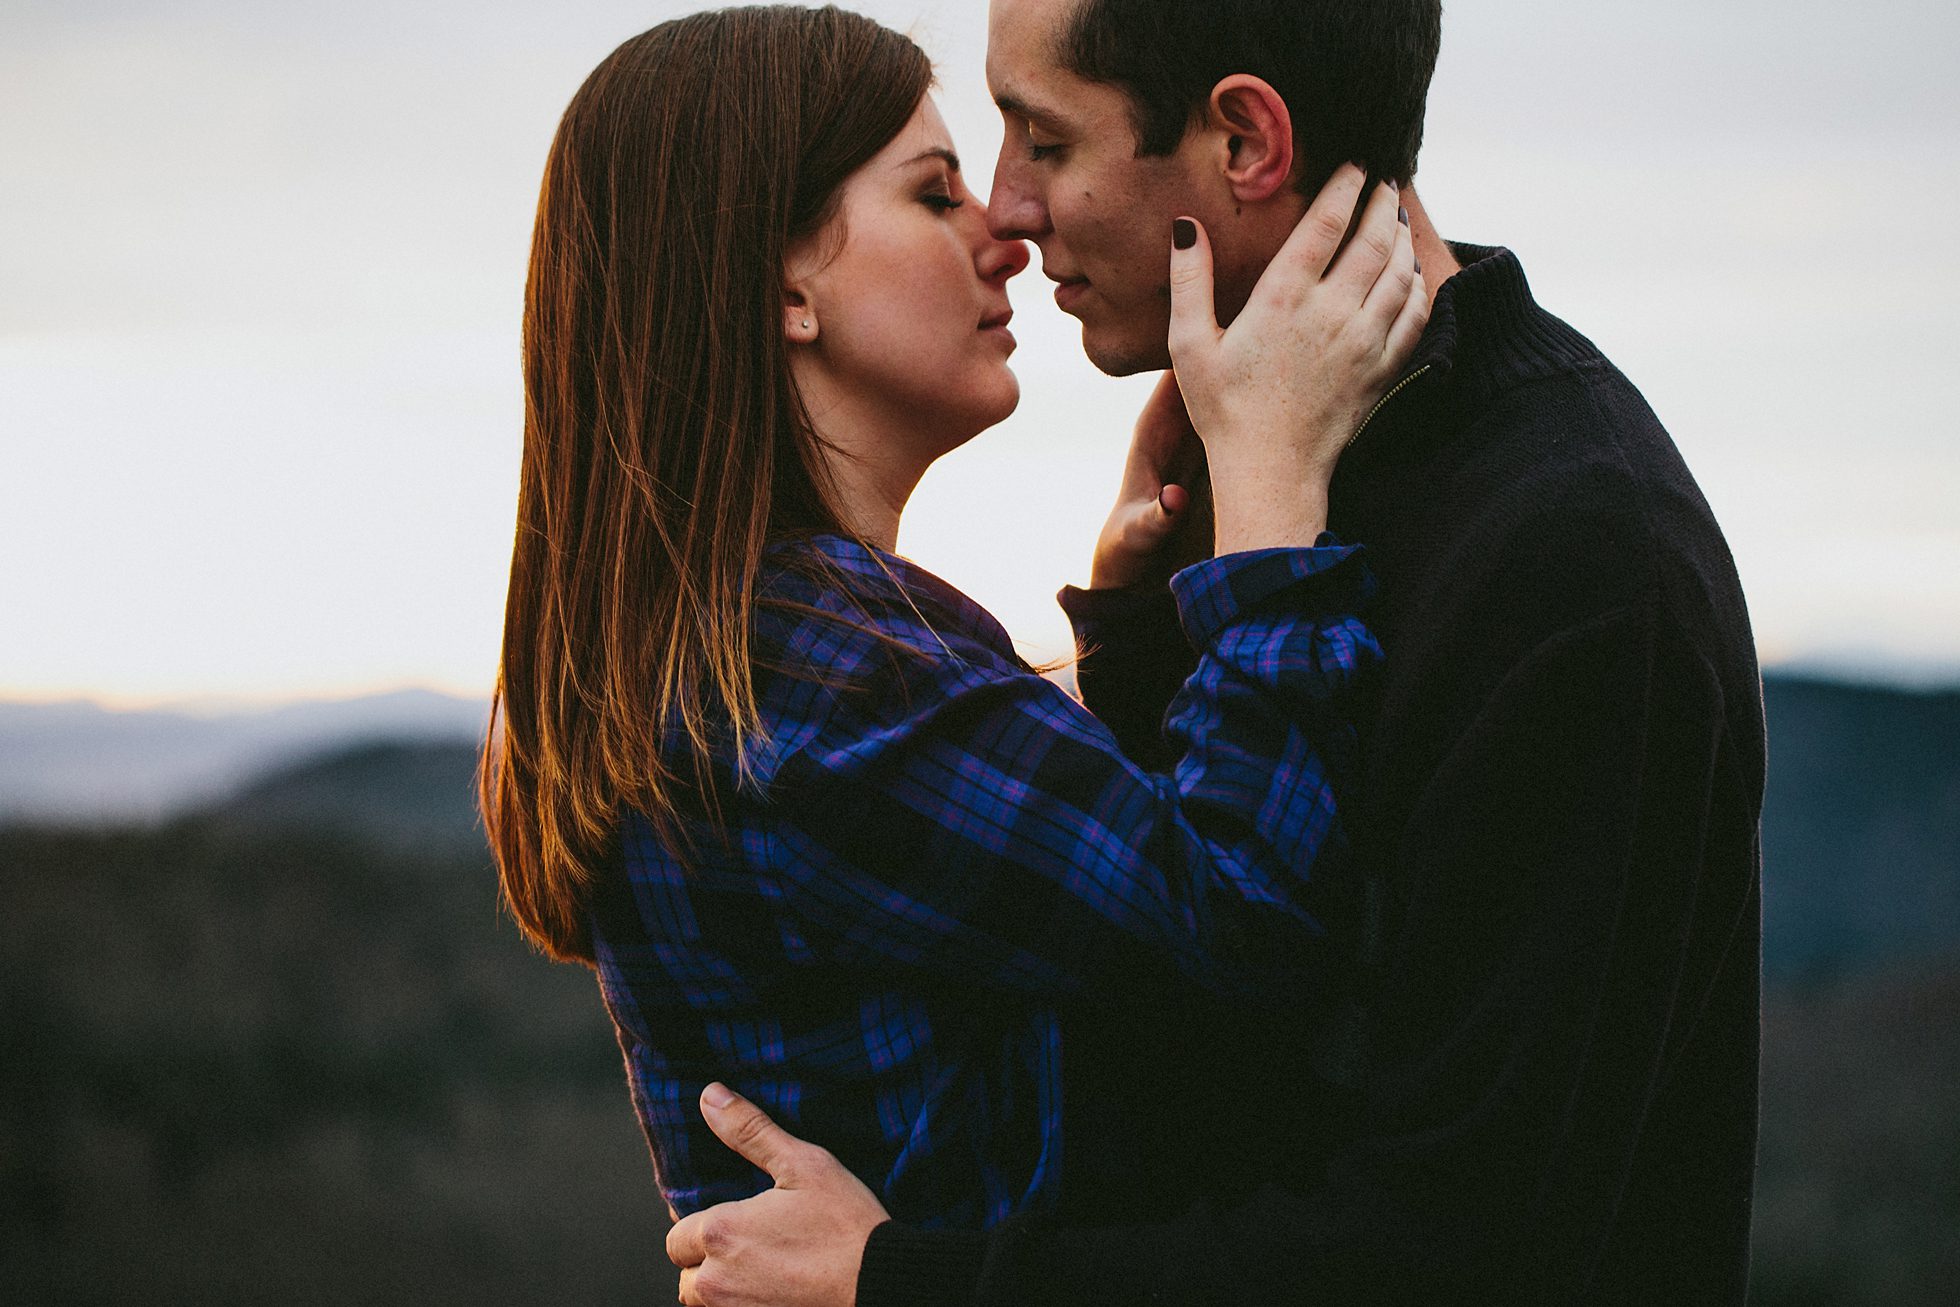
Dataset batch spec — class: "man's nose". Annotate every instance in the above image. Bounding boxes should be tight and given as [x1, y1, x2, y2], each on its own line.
[986, 151, 1049, 242]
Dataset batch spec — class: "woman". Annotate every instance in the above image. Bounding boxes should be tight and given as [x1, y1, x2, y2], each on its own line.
[482, 5, 1425, 1231]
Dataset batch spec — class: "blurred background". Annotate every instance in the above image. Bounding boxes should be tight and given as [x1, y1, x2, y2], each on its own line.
[3, 0, 1956, 1302]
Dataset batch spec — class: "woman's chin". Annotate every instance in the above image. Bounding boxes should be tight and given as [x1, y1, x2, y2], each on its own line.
[947, 376, 1022, 444]
[908, 372, 1022, 461]
[989, 373, 1022, 425]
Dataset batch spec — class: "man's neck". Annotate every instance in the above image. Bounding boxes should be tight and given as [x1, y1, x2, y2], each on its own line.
[1400, 185, 1461, 310]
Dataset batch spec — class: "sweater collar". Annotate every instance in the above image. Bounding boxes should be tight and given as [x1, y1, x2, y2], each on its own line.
[1408, 242, 1602, 400]
[1339, 243, 1602, 476]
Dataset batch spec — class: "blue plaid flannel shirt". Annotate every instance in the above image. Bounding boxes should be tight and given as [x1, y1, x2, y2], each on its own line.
[589, 532, 1380, 1230]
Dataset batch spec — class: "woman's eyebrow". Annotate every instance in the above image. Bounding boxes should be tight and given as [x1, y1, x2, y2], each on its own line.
[902, 146, 962, 172]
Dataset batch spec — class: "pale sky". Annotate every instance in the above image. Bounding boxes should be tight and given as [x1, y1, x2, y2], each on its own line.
[3, 0, 1958, 705]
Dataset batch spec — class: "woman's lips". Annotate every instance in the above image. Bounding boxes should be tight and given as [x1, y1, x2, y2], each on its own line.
[980, 309, 1016, 350]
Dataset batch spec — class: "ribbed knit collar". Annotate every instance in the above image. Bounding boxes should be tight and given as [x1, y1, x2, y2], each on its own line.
[1409, 242, 1602, 401]
[1338, 243, 1602, 477]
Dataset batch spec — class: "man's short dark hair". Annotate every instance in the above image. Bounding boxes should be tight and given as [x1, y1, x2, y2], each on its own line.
[1060, 0, 1443, 194]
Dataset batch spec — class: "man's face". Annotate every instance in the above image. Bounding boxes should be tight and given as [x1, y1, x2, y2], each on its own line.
[985, 0, 1213, 376]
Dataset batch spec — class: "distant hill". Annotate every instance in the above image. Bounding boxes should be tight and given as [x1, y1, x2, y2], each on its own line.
[1752, 959, 1960, 1301]
[0, 689, 488, 823]
[6, 674, 1956, 981]
[2, 673, 1957, 1303]
[1760, 676, 1960, 983]
[203, 739, 487, 857]
[0, 795, 670, 1305]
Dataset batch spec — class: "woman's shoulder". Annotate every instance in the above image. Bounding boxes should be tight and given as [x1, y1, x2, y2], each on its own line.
[758, 533, 1021, 669]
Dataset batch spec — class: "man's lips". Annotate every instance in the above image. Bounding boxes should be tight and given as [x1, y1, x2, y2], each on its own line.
[1051, 278, 1090, 313]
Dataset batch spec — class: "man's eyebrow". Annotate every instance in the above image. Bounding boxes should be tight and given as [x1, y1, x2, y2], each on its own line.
[994, 93, 1063, 128]
[903, 146, 962, 172]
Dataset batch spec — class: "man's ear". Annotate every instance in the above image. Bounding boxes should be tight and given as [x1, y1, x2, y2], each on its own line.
[1206, 75, 1294, 203]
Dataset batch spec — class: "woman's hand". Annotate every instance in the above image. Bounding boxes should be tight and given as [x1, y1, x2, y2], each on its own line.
[1088, 371, 1215, 589]
[1169, 164, 1429, 556]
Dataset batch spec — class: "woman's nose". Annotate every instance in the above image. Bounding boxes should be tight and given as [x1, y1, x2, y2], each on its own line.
[977, 228, 1031, 284]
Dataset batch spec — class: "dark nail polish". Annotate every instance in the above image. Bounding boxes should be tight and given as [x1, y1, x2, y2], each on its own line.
[1398, 206, 1409, 226]
[1414, 256, 1424, 275]
[1172, 218, 1196, 250]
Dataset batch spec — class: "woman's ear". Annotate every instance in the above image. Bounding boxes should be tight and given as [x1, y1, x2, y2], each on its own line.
[783, 288, 818, 344]
[1207, 74, 1295, 204]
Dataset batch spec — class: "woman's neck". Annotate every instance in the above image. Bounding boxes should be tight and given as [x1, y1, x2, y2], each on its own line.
[795, 376, 941, 553]
[821, 447, 915, 552]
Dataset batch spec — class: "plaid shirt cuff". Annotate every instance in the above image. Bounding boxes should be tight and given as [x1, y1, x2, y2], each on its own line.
[1170, 535, 1370, 649]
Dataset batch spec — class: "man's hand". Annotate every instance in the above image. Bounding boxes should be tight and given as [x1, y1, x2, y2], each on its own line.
[666, 1084, 890, 1307]
[1088, 370, 1216, 590]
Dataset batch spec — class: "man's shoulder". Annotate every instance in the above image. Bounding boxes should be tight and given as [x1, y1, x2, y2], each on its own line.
[1370, 348, 1754, 706]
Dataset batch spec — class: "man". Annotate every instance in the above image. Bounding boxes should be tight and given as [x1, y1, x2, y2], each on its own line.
[668, 1, 1766, 1302]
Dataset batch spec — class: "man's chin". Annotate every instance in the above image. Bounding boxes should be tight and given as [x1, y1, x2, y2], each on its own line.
[1080, 325, 1173, 378]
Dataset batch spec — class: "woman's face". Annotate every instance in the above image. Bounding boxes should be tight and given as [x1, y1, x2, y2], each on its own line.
[787, 97, 1031, 456]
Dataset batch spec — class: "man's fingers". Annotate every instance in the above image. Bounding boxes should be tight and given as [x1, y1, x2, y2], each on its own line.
[1269, 162, 1369, 284]
[1109, 492, 1183, 556]
[700, 1083, 803, 1181]
[1166, 216, 1220, 369]
[676, 1264, 718, 1307]
[1132, 370, 1195, 466]
[667, 1208, 710, 1269]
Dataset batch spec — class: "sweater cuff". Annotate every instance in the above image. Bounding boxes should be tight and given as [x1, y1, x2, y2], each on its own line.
[856, 1221, 988, 1307]
[1056, 579, 1178, 640]
[1170, 535, 1370, 649]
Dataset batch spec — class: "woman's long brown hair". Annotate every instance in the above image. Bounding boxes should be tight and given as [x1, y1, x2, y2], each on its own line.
[482, 6, 933, 964]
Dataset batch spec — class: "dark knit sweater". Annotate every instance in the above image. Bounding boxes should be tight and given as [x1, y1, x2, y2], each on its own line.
[855, 245, 1766, 1306]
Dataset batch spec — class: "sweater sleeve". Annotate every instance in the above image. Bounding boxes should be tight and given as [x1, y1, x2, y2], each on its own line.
[856, 600, 1762, 1305]
[1055, 581, 1198, 771]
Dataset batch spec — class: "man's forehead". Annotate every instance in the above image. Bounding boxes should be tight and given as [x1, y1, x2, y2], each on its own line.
[986, 0, 1072, 80]
[986, 0, 1087, 116]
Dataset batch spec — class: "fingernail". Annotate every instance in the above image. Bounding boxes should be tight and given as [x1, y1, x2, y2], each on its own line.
[1398, 206, 1409, 226]
[1172, 218, 1196, 250]
[702, 1082, 737, 1110]
[1414, 256, 1423, 274]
